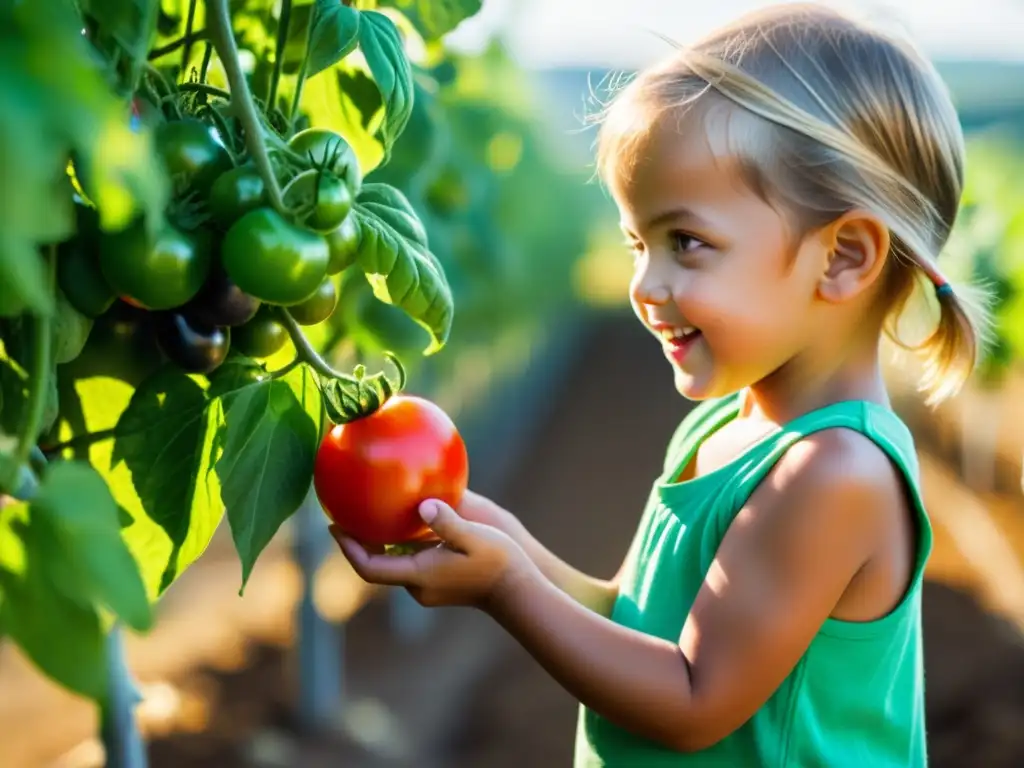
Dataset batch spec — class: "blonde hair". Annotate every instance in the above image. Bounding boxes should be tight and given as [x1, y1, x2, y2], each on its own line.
[591, 2, 992, 405]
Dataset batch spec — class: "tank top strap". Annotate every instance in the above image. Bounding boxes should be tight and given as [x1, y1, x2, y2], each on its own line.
[661, 392, 744, 477]
[730, 399, 933, 587]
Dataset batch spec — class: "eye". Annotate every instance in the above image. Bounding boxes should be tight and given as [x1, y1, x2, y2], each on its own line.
[624, 237, 644, 260]
[670, 231, 705, 254]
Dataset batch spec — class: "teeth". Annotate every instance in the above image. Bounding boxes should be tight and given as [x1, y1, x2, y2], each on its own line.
[658, 326, 696, 341]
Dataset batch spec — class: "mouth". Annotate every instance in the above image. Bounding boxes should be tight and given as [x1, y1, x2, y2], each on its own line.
[651, 323, 702, 364]
[652, 323, 701, 346]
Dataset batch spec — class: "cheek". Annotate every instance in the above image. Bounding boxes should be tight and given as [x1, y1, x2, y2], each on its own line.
[685, 275, 798, 355]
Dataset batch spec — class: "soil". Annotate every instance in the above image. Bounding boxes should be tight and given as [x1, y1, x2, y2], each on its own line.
[28, 310, 1024, 766]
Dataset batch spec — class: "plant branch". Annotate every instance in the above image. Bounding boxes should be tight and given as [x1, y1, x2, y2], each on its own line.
[206, 0, 288, 214]
[148, 29, 208, 61]
[41, 428, 118, 459]
[177, 82, 232, 101]
[180, 0, 199, 79]
[268, 0, 293, 112]
[268, 357, 303, 379]
[276, 307, 357, 382]
[289, 2, 318, 128]
[9, 247, 56, 493]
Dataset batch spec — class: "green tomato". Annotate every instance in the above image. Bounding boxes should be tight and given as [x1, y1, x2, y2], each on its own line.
[232, 308, 289, 358]
[288, 277, 338, 326]
[155, 118, 233, 196]
[57, 206, 116, 318]
[52, 287, 94, 365]
[99, 221, 213, 311]
[208, 165, 266, 228]
[288, 128, 362, 193]
[221, 208, 330, 306]
[324, 214, 361, 275]
[283, 169, 353, 234]
[59, 302, 163, 388]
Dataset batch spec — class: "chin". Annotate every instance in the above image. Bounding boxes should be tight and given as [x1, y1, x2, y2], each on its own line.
[673, 367, 745, 403]
[672, 369, 716, 402]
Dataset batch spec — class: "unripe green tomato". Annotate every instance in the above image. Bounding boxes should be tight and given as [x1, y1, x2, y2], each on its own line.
[221, 208, 330, 306]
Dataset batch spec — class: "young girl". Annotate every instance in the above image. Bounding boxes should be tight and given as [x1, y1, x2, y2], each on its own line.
[332, 4, 989, 765]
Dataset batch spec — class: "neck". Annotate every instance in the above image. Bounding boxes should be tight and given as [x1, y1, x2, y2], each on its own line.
[741, 331, 891, 425]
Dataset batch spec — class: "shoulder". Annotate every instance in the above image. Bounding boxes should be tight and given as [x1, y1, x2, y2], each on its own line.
[744, 426, 906, 562]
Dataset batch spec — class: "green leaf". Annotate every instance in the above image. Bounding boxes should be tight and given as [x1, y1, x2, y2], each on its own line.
[216, 366, 322, 592]
[306, 0, 361, 77]
[0, 239, 54, 318]
[301, 60, 384, 175]
[31, 461, 152, 632]
[377, 0, 482, 40]
[353, 183, 453, 354]
[0, 465, 145, 703]
[357, 11, 414, 161]
[0, 553, 107, 702]
[79, 0, 162, 62]
[112, 366, 223, 596]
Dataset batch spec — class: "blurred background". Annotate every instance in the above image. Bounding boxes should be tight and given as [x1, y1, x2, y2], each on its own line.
[3, 0, 1024, 765]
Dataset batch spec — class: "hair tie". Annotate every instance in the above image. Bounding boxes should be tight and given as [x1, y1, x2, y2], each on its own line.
[934, 282, 953, 299]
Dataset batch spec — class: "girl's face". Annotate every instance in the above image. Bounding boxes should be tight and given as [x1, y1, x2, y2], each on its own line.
[615, 110, 828, 401]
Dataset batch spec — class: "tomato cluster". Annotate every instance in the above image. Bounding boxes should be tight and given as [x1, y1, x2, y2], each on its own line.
[62, 116, 361, 376]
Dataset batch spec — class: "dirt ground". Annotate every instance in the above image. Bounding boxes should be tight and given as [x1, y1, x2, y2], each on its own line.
[40, 311, 1024, 766]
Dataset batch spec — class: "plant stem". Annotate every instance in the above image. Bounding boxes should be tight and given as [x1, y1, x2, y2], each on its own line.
[268, 0, 293, 113]
[148, 29, 208, 61]
[10, 248, 55, 490]
[289, 3, 318, 129]
[200, 42, 214, 83]
[206, 0, 288, 214]
[275, 307, 358, 382]
[177, 82, 232, 101]
[269, 357, 303, 379]
[41, 428, 118, 459]
[181, 0, 199, 79]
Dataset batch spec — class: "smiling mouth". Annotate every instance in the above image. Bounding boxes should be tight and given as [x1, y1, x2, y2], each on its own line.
[655, 326, 701, 347]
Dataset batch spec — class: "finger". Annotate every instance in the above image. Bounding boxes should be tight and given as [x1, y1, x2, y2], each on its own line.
[419, 499, 483, 551]
[328, 524, 385, 555]
[335, 534, 424, 587]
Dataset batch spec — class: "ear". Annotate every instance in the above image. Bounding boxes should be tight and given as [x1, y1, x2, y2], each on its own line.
[816, 210, 890, 304]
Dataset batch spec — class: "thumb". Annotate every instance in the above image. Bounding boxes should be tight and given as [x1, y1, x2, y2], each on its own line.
[419, 499, 475, 548]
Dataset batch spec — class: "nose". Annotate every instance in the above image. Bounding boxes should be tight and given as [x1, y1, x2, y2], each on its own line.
[631, 258, 673, 307]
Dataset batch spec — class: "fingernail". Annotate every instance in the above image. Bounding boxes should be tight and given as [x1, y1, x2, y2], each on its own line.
[419, 500, 439, 523]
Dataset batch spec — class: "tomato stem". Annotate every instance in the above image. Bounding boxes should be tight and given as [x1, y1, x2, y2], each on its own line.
[206, 0, 289, 215]
[6, 247, 56, 496]
[276, 307, 358, 383]
[268, 0, 292, 113]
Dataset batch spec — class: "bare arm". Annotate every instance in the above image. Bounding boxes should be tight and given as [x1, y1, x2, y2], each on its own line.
[482, 430, 899, 751]
[459, 490, 622, 616]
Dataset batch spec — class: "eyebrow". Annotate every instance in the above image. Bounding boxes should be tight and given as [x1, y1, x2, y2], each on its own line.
[621, 207, 712, 237]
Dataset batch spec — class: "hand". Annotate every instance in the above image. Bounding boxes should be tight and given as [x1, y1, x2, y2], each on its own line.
[331, 498, 533, 610]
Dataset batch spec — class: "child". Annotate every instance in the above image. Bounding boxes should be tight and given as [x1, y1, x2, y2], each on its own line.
[332, 4, 990, 765]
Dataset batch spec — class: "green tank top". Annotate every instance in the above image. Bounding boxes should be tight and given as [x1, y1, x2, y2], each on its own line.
[574, 392, 933, 767]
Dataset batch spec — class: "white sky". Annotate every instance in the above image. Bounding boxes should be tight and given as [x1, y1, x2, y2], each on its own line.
[446, 0, 1024, 69]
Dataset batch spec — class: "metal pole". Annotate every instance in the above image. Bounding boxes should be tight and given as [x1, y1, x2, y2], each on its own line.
[293, 485, 344, 732]
[100, 624, 147, 768]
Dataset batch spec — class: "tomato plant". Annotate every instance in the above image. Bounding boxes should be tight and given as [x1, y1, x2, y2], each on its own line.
[0, 0, 603, 741]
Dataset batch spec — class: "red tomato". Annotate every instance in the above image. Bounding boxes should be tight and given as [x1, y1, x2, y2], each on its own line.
[313, 395, 469, 546]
